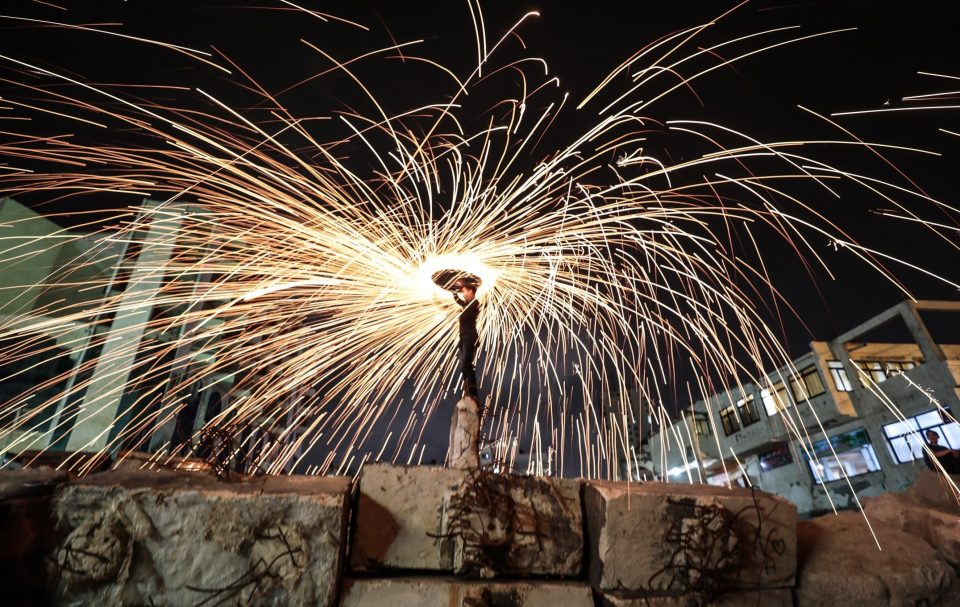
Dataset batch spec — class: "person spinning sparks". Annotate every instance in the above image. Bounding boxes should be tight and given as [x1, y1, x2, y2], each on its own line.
[452, 277, 481, 400]
[445, 275, 482, 469]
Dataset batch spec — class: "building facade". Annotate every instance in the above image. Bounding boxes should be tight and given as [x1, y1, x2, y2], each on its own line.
[0, 197, 308, 473]
[644, 300, 960, 516]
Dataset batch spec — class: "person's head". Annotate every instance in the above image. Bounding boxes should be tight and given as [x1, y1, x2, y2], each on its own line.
[927, 429, 941, 445]
[456, 279, 476, 302]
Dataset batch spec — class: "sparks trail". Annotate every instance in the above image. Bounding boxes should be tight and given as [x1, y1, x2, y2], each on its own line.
[0, 3, 957, 480]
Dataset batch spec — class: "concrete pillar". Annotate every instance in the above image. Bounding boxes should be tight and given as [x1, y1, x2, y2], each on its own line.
[66, 201, 182, 453]
[900, 301, 945, 365]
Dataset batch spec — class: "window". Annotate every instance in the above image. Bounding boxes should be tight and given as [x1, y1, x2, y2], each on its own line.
[802, 427, 881, 484]
[882, 407, 960, 464]
[736, 395, 761, 427]
[719, 405, 739, 436]
[790, 366, 825, 402]
[759, 444, 793, 471]
[856, 361, 887, 383]
[884, 360, 916, 377]
[693, 415, 709, 437]
[761, 381, 792, 416]
[827, 361, 853, 392]
[848, 359, 919, 386]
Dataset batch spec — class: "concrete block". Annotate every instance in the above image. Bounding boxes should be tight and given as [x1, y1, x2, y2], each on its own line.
[350, 463, 583, 577]
[46, 469, 350, 607]
[584, 481, 796, 594]
[340, 577, 594, 607]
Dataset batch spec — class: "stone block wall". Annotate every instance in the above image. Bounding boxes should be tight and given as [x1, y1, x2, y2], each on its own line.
[1, 465, 957, 605]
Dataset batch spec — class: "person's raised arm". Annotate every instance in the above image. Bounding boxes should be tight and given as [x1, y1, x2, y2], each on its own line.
[453, 292, 466, 307]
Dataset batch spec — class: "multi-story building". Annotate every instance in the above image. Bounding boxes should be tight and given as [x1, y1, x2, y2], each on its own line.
[644, 300, 960, 516]
[0, 197, 305, 473]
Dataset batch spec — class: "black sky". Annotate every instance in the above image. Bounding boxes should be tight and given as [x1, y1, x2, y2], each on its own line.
[2, 2, 959, 468]
[3, 0, 956, 348]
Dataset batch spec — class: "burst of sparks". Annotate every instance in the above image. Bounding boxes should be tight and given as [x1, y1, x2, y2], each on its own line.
[0, 2, 957, 483]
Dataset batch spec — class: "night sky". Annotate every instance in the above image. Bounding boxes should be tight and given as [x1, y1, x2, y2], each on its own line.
[2, 1, 958, 466]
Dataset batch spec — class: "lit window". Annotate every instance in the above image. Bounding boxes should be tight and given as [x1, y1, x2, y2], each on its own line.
[802, 427, 881, 484]
[854, 360, 887, 383]
[736, 395, 761, 427]
[882, 407, 960, 464]
[790, 366, 826, 402]
[693, 416, 709, 436]
[761, 381, 792, 416]
[759, 444, 793, 471]
[719, 405, 739, 436]
[826, 361, 853, 392]
[884, 361, 916, 377]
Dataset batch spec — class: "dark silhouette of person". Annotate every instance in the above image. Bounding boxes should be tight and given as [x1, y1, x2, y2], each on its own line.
[453, 278, 480, 399]
[922, 429, 960, 475]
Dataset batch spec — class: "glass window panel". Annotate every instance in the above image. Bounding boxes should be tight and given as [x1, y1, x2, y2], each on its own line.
[881, 410, 960, 465]
[790, 376, 806, 402]
[807, 459, 827, 484]
[720, 406, 739, 436]
[803, 368, 826, 397]
[0, 336, 73, 435]
[761, 389, 778, 417]
[737, 396, 761, 426]
[940, 423, 960, 449]
[865, 361, 886, 383]
[762, 382, 792, 415]
[915, 411, 944, 430]
[776, 385, 792, 409]
[887, 436, 915, 464]
[884, 361, 904, 376]
[807, 443, 881, 484]
[790, 366, 825, 401]
[759, 445, 793, 471]
[883, 419, 919, 438]
[827, 361, 853, 392]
